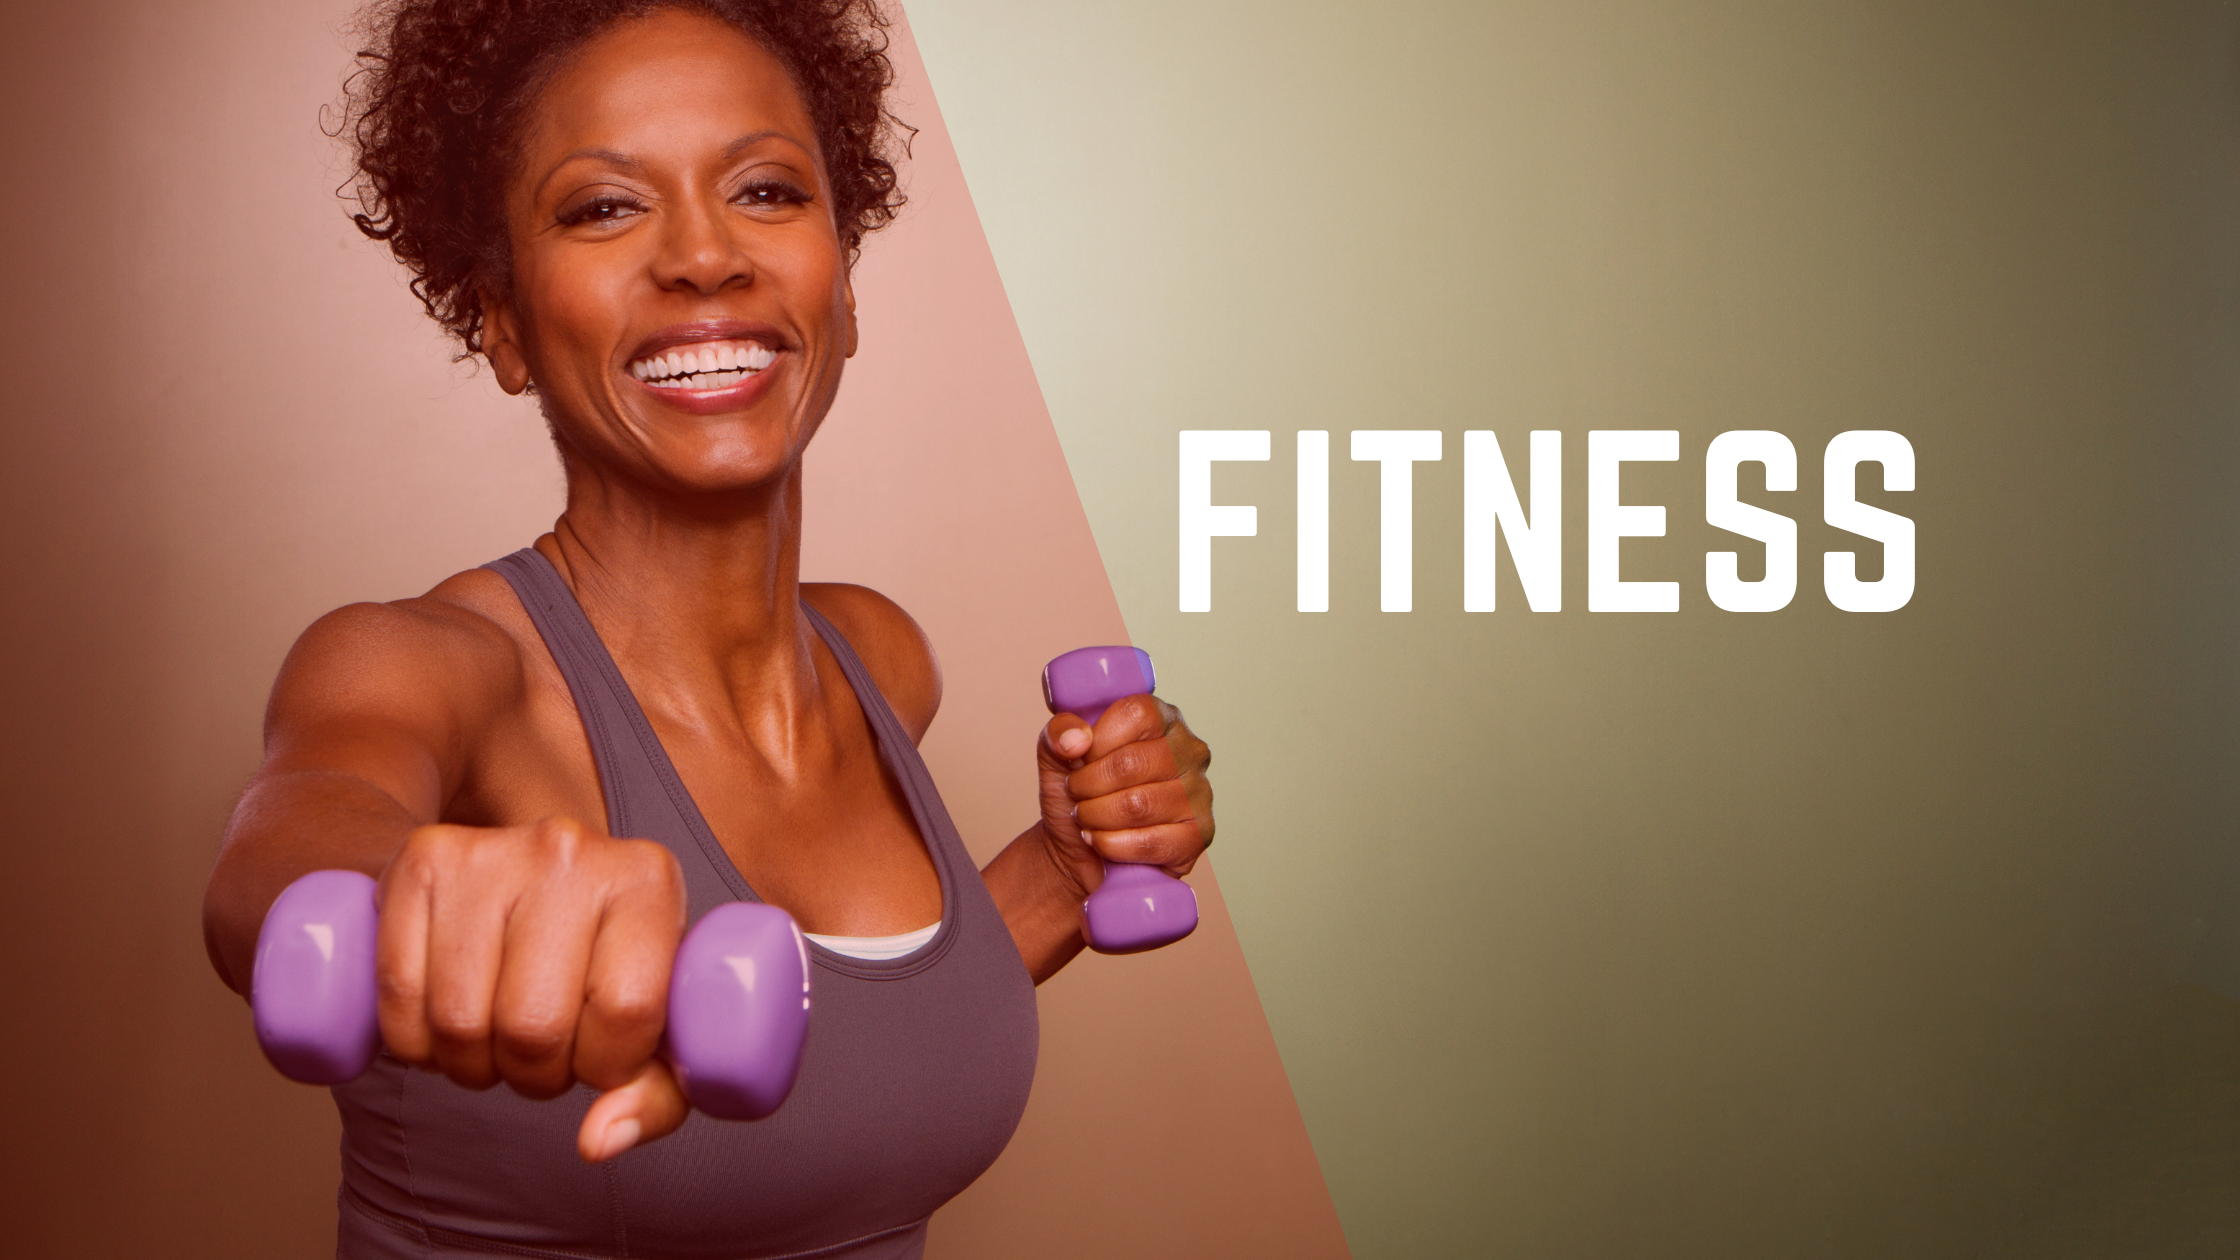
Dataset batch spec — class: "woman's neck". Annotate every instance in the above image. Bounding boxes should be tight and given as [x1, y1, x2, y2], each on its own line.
[536, 458, 825, 742]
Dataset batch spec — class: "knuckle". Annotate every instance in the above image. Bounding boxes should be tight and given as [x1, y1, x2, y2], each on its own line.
[1110, 740, 1170, 782]
[1115, 786, 1159, 826]
[1134, 827, 1181, 863]
[533, 815, 588, 861]
[623, 837, 680, 880]
[535, 815, 584, 841]
[427, 1006, 490, 1048]
[495, 1014, 571, 1064]
[390, 828, 450, 880]
[375, 968, 424, 1008]
[618, 842, 687, 913]
[1106, 742, 1147, 779]
[589, 980, 665, 1031]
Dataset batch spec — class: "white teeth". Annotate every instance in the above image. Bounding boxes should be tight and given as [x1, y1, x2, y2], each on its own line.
[642, 367, 752, 390]
[627, 339, 777, 388]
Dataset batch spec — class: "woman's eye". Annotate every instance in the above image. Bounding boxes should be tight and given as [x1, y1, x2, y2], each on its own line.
[557, 196, 641, 227]
[735, 180, 810, 209]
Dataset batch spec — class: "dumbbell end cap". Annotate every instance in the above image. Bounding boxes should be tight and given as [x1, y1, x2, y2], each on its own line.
[252, 869, 382, 1085]
[1083, 863, 1199, 954]
[667, 901, 812, 1121]
[1042, 646, 1156, 726]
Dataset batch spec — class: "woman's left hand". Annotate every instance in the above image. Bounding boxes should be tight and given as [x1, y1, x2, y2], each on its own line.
[1036, 694, 1214, 895]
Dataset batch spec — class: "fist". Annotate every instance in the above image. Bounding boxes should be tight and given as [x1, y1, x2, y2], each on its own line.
[375, 816, 691, 1160]
[1037, 694, 1215, 893]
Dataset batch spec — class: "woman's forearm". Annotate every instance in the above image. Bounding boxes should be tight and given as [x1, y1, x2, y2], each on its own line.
[981, 822, 1100, 984]
[202, 769, 422, 995]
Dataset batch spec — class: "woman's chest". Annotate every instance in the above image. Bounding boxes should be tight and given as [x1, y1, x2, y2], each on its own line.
[451, 665, 942, 936]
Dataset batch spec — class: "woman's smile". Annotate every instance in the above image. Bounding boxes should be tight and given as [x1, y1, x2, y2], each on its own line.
[624, 323, 788, 415]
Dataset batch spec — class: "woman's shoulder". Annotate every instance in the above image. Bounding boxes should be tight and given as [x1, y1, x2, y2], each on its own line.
[800, 583, 942, 743]
[272, 567, 534, 728]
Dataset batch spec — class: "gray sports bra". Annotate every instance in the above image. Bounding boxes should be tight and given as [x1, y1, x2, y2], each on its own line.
[332, 549, 1039, 1260]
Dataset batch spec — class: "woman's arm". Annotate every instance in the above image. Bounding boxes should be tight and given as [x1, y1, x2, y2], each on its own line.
[985, 696, 1214, 983]
[203, 599, 487, 991]
[203, 594, 692, 1163]
[796, 585, 1216, 983]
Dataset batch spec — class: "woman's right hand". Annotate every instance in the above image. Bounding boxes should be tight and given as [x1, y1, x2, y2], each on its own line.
[376, 815, 693, 1161]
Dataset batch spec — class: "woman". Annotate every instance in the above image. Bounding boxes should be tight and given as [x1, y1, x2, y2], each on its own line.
[199, 2, 1216, 1256]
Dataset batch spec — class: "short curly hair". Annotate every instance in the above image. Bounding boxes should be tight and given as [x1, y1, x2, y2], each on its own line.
[337, 0, 907, 356]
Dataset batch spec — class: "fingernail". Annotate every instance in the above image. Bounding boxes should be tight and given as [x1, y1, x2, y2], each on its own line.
[595, 1117, 642, 1161]
[1059, 729, 1090, 755]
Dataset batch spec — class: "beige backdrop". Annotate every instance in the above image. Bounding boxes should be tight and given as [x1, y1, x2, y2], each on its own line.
[0, 1, 1344, 1256]
[907, 0, 2240, 1254]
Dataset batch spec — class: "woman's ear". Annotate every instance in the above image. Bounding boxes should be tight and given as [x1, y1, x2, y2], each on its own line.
[482, 292, 533, 395]
[841, 275, 859, 361]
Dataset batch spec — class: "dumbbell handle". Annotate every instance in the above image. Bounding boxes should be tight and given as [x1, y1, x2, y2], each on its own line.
[250, 870, 810, 1120]
[1043, 647, 1201, 953]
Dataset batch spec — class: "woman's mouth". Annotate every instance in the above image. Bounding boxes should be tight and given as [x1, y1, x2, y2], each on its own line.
[627, 339, 778, 392]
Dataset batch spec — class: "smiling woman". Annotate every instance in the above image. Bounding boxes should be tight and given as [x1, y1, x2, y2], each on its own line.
[342, 0, 903, 355]
[197, 3, 1217, 1258]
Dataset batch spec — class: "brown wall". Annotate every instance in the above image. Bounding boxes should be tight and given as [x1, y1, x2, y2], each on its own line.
[0, 2, 1341, 1255]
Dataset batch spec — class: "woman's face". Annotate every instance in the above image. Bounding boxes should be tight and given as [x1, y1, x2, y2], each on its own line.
[485, 8, 855, 499]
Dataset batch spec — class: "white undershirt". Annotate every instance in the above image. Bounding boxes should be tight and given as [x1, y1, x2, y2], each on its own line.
[802, 922, 942, 961]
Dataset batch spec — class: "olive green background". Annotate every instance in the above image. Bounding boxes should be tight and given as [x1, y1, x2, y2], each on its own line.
[909, 1, 2240, 1255]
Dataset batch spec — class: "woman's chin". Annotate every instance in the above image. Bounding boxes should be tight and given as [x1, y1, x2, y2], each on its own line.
[611, 406, 806, 482]
[639, 443, 803, 501]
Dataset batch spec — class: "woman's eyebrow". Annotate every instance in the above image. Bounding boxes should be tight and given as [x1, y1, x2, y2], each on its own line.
[721, 130, 810, 161]
[536, 148, 644, 198]
[535, 132, 810, 199]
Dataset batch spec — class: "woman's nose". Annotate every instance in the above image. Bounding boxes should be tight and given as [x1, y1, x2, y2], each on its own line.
[654, 198, 753, 295]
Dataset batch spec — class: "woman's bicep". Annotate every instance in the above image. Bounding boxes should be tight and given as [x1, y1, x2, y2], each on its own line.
[258, 600, 502, 817]
[202, 601, 510, 991]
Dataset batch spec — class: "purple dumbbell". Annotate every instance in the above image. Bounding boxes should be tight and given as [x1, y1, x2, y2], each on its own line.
[1043, 646, 1200, 954]
[251, 870, 810, 1121]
